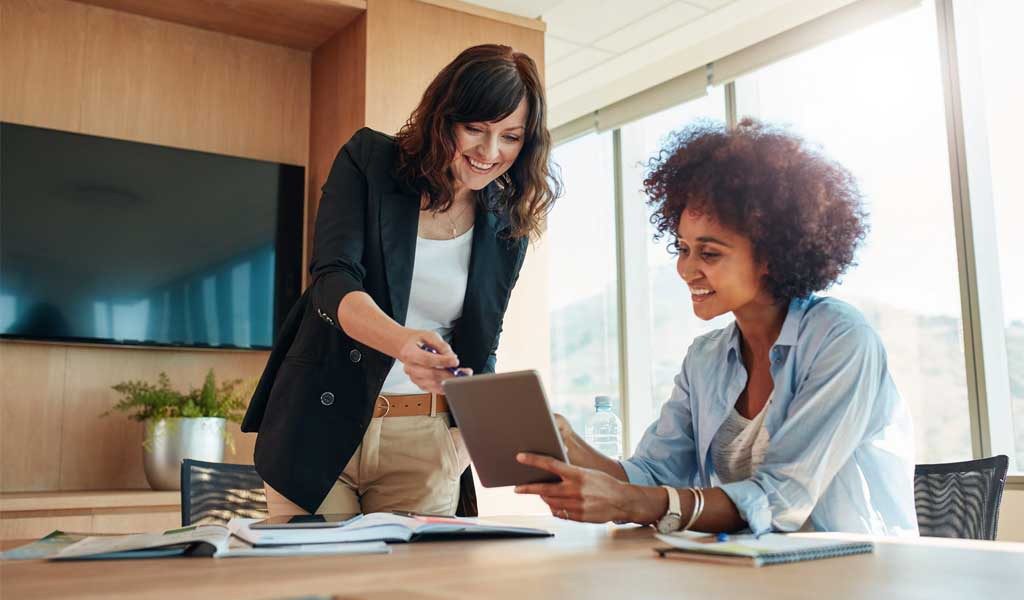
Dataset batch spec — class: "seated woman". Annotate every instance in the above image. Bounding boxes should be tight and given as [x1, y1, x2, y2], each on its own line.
[516, 118, 918, 536]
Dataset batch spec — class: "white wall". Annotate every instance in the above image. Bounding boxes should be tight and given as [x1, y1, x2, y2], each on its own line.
[997, 489, 1024, 542]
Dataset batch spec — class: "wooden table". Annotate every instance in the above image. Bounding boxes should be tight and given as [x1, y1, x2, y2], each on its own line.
[2, 516, 1023, 599]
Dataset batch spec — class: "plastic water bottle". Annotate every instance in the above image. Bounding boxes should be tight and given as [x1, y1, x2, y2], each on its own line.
[585, 395, 623, 460]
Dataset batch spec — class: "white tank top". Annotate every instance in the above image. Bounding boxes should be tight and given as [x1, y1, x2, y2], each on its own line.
[710, 395, 772, 484]
[710, 395, 816, 531]
[381, 227, 474, 393]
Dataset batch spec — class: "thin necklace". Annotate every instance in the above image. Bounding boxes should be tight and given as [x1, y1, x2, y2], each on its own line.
[439, 200, 471, 239]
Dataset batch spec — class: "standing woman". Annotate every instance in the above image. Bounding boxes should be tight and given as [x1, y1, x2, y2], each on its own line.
[242, 45, 559, 517]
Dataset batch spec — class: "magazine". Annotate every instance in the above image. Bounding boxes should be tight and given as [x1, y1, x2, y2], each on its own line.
[48, 524, 389, 561]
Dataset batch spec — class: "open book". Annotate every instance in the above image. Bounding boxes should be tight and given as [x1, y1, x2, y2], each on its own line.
[654, 531, 873, 567]
[231, 513, 553, 546]
[50, 524, 390, 561]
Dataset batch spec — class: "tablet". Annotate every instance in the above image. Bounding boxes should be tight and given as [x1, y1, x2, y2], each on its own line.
[442, 370, 569, 487]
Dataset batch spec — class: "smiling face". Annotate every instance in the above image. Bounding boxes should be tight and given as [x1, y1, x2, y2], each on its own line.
[450, 97, 528, 192]
[675, 208, 772, 321]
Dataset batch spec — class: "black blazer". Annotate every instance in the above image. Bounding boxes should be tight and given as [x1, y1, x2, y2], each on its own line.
[241, 128, 528, 515]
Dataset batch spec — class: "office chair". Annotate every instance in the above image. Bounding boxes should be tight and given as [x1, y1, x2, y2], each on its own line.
[914, 455, 1008, 540]
[180, 459, 268, 526]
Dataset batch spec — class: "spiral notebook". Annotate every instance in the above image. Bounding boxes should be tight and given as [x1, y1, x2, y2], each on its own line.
[654, 532, 873, 567]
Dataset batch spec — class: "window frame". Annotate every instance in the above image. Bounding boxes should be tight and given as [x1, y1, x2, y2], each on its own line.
[935, 0, 1018, 471]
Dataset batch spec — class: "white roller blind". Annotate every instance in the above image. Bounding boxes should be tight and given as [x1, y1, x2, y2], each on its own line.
[550, 113, 597, 146]
[709, 0, 920, 85]
[551, 65, 708, 145]
[595, 66, 708, 133]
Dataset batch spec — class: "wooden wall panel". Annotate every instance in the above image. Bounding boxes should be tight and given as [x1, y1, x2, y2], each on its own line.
[0, 342, 267, 492]
[0, 344, 67, 491]
[364, 0, 545, 136]
[58, 346, 268, 490]
[0, 0, 309, 492]
[2, 0, 311, 165]
[308, 15, 366, 265]
[0, 0, 88, 132]
[76, 2, 311, 164]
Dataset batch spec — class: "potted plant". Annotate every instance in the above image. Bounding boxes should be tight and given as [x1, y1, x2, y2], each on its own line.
[105, 369, 249, 490]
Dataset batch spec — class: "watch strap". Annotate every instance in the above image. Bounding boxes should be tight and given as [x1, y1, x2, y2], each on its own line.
[661, 485, 681, 518]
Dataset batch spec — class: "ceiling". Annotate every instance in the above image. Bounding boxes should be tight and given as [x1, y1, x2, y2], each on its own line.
[462, 0, 856, 127]
[464, 0, 736, 83]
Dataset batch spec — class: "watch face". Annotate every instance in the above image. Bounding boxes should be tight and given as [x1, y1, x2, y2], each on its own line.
[657, 514, 682, 534]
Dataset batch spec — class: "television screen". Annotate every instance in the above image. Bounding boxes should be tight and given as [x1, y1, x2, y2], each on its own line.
[0, 122, 303, 349]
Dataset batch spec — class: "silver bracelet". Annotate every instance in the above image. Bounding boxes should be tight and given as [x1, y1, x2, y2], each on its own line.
[681, 487, 704, 532]
[692, 487, 706, 529]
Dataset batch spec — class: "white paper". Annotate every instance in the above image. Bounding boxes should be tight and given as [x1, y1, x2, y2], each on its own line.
[217, 541, 389, 558]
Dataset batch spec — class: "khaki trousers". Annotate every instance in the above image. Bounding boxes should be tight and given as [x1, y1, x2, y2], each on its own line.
[265, 414, 470, 516]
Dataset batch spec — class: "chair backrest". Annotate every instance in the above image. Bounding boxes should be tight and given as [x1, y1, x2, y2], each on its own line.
[914, 455, 1008, 540]
[180, 459, 268, 527]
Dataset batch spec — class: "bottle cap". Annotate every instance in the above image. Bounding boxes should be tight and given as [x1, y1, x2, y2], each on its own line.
[594, 395, 612, 410]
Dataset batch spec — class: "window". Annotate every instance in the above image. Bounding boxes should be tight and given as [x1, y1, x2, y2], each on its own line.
[734, 2, 972, 463]
[618, 88, 730, 448]
[547, 131, 622, 434]
[968, 0, 1024, 468]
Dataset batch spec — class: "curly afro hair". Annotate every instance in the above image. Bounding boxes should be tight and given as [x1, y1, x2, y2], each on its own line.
[643, 118, 868, 301]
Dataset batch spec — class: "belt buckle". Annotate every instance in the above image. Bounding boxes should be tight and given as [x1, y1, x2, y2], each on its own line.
[376, 394, 391, 418]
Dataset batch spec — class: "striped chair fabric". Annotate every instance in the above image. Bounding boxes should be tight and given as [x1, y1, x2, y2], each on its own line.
[180, 459, 268, 527]
[913, 455, 1008, 540]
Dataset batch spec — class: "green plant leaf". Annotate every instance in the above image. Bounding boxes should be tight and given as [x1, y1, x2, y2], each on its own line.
[105, 369, 252, 424]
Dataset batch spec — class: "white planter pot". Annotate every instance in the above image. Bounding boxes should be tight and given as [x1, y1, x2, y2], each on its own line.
[142, 417, 226, 490]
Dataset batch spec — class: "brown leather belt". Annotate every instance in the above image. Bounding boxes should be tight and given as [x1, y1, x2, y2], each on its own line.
[373, 393, 448, 418]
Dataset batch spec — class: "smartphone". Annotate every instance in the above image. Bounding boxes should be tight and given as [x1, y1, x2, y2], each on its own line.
[249, 513, 360, 529]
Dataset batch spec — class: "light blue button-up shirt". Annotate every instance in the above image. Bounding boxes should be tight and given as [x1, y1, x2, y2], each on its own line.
[621, 296, 918, 536]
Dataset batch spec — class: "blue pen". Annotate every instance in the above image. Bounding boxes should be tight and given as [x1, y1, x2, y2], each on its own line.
[418, 343, 467, 376]
[716, 533, 730, 542]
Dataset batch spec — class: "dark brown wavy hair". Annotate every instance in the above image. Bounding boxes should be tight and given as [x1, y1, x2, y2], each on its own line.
[644, 118, 868, 301]
[394, 44, 561, 240]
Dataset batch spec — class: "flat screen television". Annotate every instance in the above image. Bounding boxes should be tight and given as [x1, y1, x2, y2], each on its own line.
[0, 122, 304, 349]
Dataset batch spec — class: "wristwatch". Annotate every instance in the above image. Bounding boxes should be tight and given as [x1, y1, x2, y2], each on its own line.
[655, 485, 683, 534]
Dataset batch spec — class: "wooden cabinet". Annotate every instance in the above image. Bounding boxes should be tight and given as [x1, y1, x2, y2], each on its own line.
[0, 490, 181, 540]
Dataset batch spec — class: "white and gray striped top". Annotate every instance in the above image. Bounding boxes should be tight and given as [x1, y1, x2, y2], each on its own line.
[709, 397, 772, 484]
